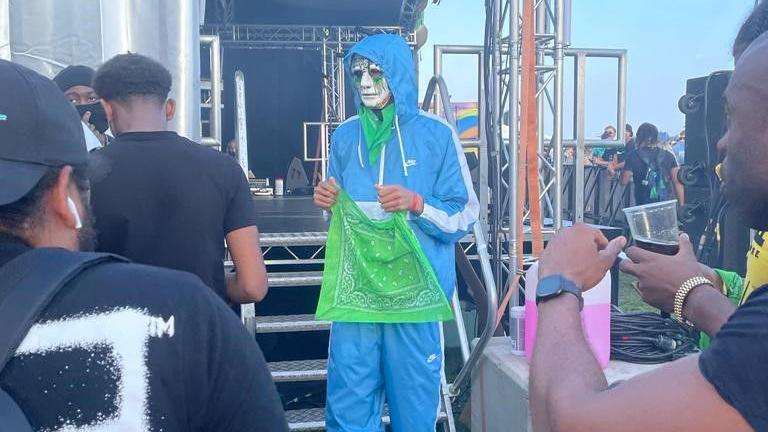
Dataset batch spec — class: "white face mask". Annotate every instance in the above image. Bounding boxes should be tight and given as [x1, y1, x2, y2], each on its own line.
[352, 56, 392, 109]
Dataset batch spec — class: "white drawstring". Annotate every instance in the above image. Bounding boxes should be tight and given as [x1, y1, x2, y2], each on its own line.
[395, 114, 408, 177]
[357, 123, 364, 168]
[378, 145, 387, 185]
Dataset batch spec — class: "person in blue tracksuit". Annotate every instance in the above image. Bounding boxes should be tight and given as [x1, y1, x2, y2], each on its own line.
[313, 34, 479, 432]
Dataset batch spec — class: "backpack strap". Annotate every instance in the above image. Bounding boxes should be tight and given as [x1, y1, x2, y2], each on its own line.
[655, 148, 671, 180]
[0, 247, 126, 431]
[637, 147, 656, 167]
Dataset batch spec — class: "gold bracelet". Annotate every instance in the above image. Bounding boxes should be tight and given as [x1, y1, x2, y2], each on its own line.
[673, 277, 714, 325]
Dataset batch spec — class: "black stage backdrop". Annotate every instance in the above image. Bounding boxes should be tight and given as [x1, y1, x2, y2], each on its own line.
[222, 48, 323, 181]
[206, 0, 404, 26]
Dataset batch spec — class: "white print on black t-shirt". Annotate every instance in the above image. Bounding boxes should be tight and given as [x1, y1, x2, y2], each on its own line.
[14, 308, 175, 431]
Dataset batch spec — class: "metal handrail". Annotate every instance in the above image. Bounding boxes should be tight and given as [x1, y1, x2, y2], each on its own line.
[421, 75, 499, 396]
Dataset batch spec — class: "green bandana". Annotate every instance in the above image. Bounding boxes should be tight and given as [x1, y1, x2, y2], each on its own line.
[316, 189, 454, 323]
[359, 103, 395, 165]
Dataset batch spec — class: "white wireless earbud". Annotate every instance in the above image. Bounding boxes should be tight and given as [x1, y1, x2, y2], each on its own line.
[66, 196, 83, 229]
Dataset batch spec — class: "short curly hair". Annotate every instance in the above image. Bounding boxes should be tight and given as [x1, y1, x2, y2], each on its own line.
[93, 53, 172, 104]
[734, 1, 768, 60]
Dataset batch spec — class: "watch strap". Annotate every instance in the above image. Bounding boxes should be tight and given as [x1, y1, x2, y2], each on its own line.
[536, 275, 584, 311]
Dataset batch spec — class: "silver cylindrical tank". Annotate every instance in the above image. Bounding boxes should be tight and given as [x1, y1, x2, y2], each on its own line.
[100, 0, 201, 142]
[7, 0, 102, 75]
[6, 0, 201, 142]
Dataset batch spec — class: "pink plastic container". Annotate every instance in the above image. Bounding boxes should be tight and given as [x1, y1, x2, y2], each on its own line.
[523, 262, 612, 368]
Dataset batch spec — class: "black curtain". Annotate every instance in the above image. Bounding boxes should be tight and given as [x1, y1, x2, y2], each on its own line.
[222, 48, 323, 180]
[228, 0, 401, 26]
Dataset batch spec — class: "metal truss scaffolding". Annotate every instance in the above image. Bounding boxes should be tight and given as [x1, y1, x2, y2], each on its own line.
[399, 0, 429, 31]
[485, 0, 627, 322]
[482, 0, 568, 302]
[201, 24, 416, 48]
[201, 24, 415, 184]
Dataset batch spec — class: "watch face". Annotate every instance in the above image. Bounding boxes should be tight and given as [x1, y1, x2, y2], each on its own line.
[537, 276, 564, 300]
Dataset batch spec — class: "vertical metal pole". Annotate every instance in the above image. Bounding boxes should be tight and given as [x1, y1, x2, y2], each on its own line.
[552, 0, 565, 229]
[199, 35, 222, 149]
[321, 40, 330, 124]
[508, 0, 520, 310]
[337, 40, 346, 120]
[209, 35, 222, 148]
[329, 41, 337, 121]
[492, 0, 504, 291]
[573, 54, 586, 223]
[535, 0, 547, 158]
[478, 51, 490, 230]
[617, 52, 627, 147]
[433, 45, 443, 115]
[0, 0, 9, 60]
[234, 70, 249, 176]
[321, 124, 328, 181]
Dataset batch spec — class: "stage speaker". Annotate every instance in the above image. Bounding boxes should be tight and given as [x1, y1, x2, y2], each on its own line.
[678, 71, 730, 187]
[678, 71, 750, 272]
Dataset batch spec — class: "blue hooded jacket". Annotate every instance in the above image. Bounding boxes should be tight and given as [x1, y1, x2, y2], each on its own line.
[327, 34, 479, 299]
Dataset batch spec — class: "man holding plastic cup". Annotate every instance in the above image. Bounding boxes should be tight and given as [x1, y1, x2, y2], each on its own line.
[528, 33, 768, 432]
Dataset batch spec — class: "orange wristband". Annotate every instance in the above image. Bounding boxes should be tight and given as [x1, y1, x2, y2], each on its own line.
[409, 193, 423, 213]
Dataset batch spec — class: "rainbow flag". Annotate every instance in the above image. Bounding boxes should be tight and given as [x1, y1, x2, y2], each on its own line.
[453, 102, 479, 140]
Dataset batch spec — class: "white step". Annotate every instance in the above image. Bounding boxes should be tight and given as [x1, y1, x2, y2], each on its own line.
[254, 314, 330, 333]
[268, 271, 324, 287]
[286, 408, 326, 431]
[260, 232, 328, 247]
[258, 231, 474, 247]
[285, 406, 449, 431]
[269, 359, 328, 382]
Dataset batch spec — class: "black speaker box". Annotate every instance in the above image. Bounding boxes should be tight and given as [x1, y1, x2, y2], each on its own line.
[679, 71, 750, 272]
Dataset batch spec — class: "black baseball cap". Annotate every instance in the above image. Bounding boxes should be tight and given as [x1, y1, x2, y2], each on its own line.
[0, 60, 86, 206]
[53, 65, 96, 93]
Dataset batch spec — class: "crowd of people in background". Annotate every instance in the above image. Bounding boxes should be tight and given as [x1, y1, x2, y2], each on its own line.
[579, 120, 687, 206]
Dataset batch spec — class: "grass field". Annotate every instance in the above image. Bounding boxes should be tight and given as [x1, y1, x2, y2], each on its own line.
[617, 273, 656, 312]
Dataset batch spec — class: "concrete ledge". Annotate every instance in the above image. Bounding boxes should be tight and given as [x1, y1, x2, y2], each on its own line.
[471, 337, 664, 432]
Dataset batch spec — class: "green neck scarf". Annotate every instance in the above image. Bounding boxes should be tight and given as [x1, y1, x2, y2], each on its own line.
[359, 103, 395, 165]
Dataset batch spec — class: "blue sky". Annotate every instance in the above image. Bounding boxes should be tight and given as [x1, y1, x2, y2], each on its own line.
[419, 0, 756, 138]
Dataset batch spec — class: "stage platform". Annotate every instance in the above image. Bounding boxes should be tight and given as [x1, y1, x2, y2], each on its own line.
[253, 196, 328, 233]
[251, 195, 624, 241]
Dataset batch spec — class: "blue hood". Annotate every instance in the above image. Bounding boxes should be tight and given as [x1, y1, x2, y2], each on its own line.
[344, 34, 418, 121]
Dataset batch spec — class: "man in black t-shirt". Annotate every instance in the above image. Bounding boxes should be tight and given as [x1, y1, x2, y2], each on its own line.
[90, 54, 268, 306]
[621, 122, 684, 205]
[0, 60, 287, 431]
[526, 30, 768, 432]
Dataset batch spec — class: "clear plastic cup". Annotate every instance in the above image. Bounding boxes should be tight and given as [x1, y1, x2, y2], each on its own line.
[622, 200, 680, 255]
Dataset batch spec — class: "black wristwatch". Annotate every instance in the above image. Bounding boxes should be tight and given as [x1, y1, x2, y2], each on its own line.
[536, 275, 584, 311]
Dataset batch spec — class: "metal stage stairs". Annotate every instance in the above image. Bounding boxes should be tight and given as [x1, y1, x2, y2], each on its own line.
[237, 231, 456, 431]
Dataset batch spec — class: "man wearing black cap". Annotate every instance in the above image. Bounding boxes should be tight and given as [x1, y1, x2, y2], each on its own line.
[0, 60, 287, 431]
[90, 53, 268, 308]
[53, 65, 110, 147]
